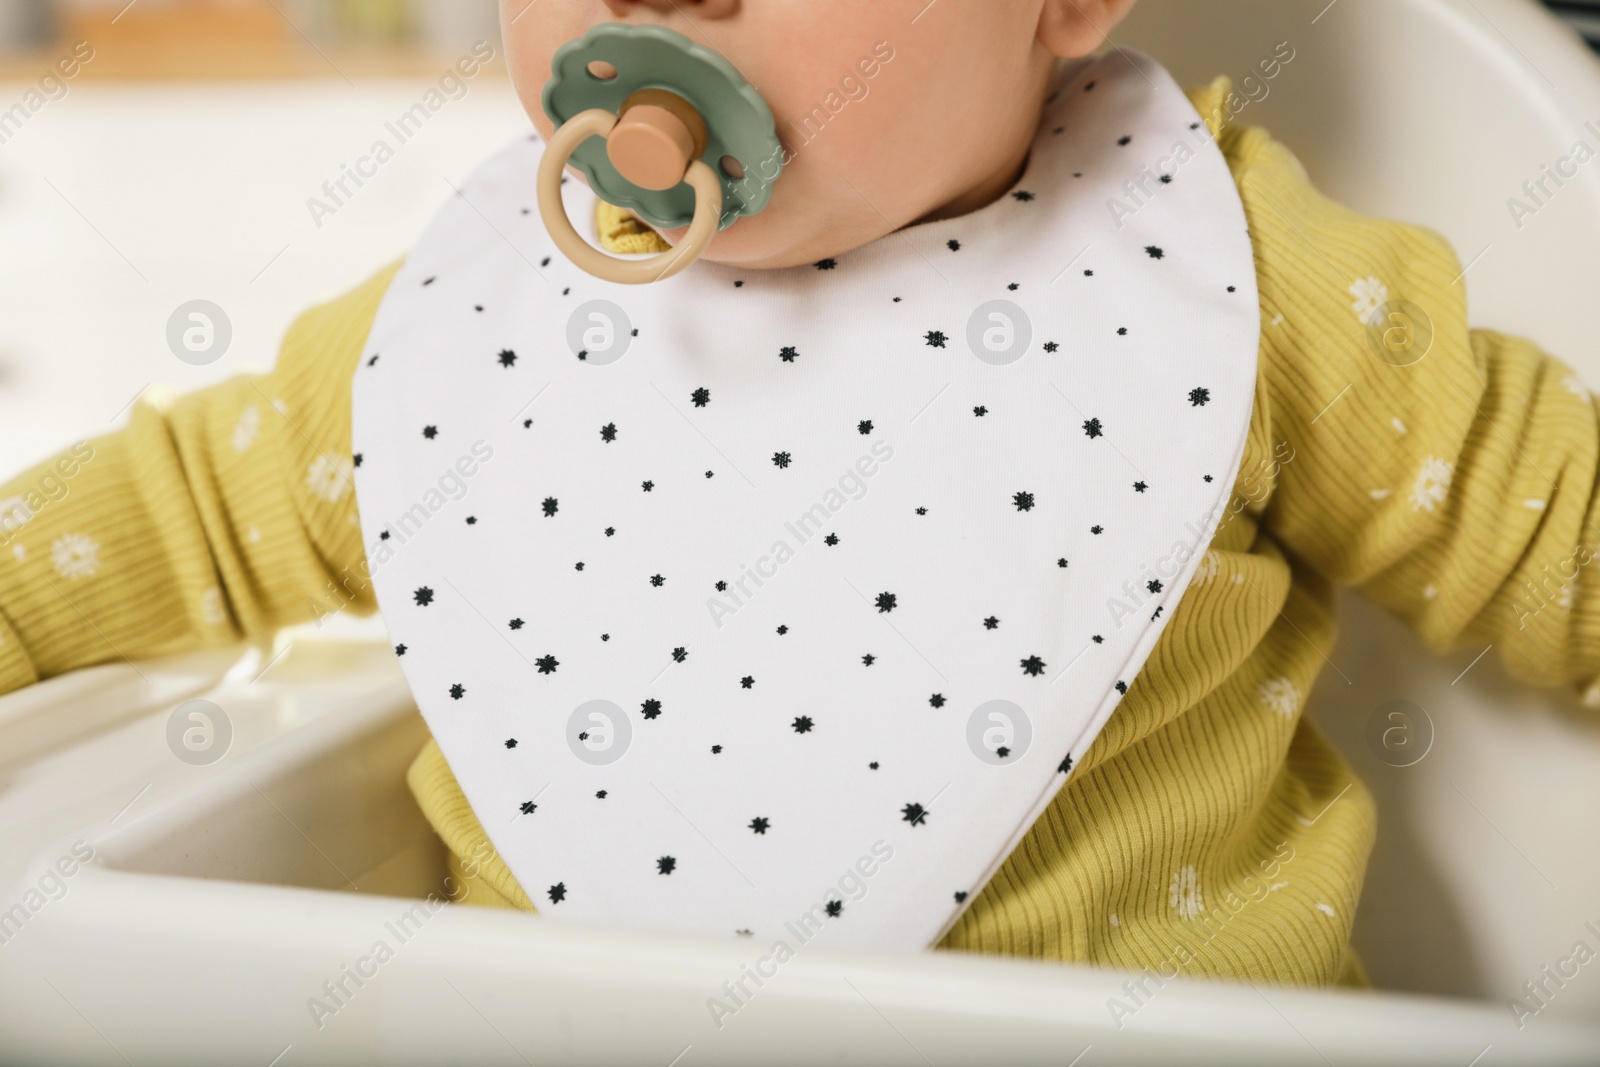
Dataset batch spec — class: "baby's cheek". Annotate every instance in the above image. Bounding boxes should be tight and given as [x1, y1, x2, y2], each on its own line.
[501, 3, 605, 133]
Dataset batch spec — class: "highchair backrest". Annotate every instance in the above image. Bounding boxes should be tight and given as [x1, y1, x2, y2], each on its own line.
[1118, 0, 1600, 1011]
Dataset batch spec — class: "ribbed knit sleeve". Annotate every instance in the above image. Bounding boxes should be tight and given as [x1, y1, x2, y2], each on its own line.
[1225, 124, 1600, 698]
[0, 263, 400, 695]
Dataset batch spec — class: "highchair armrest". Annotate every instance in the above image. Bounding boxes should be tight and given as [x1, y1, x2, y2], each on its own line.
[0, 644, 248, 772]
[0, 628, 1596, 1064]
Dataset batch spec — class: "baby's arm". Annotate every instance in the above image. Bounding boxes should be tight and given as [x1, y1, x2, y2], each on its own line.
[0, 263, 400, 696]
[1232, 126, 1600, 694]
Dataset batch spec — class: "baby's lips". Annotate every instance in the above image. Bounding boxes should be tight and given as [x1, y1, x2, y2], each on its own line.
[604, 0, 740, 16]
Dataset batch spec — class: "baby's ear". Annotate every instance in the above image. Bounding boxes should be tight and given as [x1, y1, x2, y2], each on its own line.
[1036, 0, 1140, 58]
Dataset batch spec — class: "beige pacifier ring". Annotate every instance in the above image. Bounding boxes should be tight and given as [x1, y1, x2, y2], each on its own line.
[538, 107, 725, 285]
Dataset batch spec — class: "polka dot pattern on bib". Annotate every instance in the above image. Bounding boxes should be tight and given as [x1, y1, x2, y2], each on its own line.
[352, 50, 1258, 950]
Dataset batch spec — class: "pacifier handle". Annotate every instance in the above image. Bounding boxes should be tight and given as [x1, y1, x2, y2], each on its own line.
[537, 102, 724, 285]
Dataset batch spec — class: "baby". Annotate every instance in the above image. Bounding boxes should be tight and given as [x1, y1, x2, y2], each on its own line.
[3, 0, 1595, 990]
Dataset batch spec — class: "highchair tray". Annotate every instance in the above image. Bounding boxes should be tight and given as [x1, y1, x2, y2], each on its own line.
[0, 629, 1594, 1065]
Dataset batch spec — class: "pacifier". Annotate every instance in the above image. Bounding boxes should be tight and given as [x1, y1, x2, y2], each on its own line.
[539, 24, 784, 284]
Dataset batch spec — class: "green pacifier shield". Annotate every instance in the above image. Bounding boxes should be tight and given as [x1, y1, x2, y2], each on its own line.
[542, 23, 782, 232]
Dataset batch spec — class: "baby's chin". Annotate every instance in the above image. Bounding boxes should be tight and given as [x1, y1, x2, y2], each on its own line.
[656, 208, 892, 272]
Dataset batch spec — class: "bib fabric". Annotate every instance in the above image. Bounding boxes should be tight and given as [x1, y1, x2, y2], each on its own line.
[352, 51, 1259, 950]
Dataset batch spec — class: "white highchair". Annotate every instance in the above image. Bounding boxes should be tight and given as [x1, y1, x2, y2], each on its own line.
[1, 1, 1598, 1063]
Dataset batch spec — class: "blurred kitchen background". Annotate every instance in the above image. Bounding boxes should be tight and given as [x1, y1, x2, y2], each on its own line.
[9, 0, 1600, 65]
[0, 0, 1595, 476]
[0, 0, 527, 473]
[0, 0, 504, 73]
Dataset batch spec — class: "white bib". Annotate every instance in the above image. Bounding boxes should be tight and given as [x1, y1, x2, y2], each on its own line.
[352, 51, 1258, 950]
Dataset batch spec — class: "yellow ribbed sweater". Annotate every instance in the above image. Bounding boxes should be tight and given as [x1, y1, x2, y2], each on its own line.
[5, 81, 1599, 988]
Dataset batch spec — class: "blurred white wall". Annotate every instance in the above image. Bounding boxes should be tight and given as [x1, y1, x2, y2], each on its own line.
[0, 72, 528, 470]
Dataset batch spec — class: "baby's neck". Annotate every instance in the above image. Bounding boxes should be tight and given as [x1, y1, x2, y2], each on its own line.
[917, 142, 1034, 226]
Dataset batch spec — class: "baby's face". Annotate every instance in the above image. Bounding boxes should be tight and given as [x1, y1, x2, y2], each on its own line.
[503, 0, 1135, 269]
